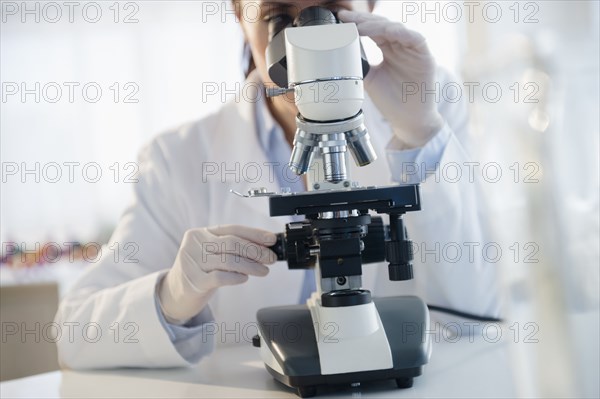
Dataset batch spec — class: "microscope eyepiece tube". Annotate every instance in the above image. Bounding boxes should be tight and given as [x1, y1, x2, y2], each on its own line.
[266, 6, 376, 183]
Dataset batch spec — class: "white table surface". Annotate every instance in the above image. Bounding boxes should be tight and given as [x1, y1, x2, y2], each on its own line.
[1, 335, 518, 398]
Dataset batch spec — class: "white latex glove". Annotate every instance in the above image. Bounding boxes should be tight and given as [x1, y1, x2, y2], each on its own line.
[158, 225, 277, 325]
[338, 9, 444, 149]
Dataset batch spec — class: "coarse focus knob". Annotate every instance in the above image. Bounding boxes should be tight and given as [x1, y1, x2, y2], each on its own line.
[285, 222, 316, 269]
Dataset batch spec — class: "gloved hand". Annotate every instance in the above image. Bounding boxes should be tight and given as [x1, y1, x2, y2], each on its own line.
[158, 225, 277, 325]
[338, 10, 445, 149]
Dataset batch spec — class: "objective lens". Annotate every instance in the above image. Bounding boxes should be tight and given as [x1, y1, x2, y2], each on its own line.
[289, 130, 318, 175]
[319, 133, 348, 183]
[322, 152, 348, 183]
[345, 125, 377, 167]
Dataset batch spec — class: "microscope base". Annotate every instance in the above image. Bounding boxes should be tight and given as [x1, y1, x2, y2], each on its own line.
[265, 363, 422, 398]
[256, 296, 431, 398]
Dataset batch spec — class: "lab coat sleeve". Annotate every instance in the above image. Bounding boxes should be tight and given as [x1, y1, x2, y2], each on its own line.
[384, 72, 502, 320]
[155, 277, 216, 364]
[55, 138, 216, 369]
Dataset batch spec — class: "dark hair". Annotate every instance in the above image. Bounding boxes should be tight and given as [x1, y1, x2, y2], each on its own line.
[243, 41, 256, 78]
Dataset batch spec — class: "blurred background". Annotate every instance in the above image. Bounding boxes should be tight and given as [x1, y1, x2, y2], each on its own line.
[1, 1, 598, 397]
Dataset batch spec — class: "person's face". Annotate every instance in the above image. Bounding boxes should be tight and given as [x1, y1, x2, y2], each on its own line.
[235, 1, 363, 115]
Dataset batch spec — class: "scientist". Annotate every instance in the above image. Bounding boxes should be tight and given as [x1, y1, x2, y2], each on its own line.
[55, 0, 500, 368]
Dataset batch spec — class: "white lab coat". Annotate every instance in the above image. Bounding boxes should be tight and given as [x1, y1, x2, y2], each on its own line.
[55, 70, 501, 369]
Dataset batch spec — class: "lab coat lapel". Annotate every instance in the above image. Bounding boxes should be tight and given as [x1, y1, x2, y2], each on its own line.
[205, 86, 282, 225]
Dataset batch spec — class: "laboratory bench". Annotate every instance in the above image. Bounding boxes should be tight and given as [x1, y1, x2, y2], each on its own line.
[1, 334, 517, 398]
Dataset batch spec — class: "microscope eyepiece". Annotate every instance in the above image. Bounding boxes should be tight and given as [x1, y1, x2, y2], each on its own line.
[294, 6, 337, 27]
[268, 14, 293, 41]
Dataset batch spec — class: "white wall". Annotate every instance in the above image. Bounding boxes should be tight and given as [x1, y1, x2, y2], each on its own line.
[1, 1, 244, 243]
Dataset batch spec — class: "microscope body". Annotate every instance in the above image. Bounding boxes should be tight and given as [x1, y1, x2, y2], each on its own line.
[249, 7, 432, 397]
[255, 188, 432, 398]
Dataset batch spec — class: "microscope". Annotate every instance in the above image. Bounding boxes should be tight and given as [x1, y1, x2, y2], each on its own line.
[243, 7, 431, 397]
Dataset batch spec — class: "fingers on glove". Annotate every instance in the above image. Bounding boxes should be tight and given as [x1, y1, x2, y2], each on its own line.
[204, 254, 270, 277]
[207, 270, 249, 287]
[215, 235, 278, 265]
[337, 9, 386, 24]
[359, 21, 426, 50]
[208, 224, 277, 246]
[204, 225, 278, 265]
[338, 10, 427, 49]
[188, 232, 276, 266]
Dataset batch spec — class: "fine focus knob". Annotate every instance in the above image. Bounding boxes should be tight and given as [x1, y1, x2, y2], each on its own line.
[387, 239, 414, 281]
